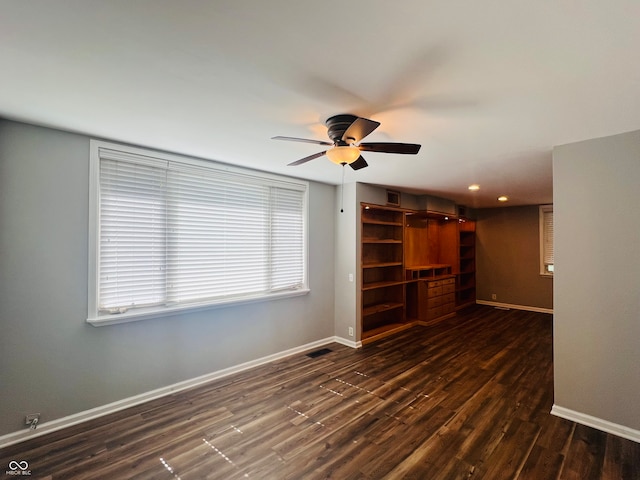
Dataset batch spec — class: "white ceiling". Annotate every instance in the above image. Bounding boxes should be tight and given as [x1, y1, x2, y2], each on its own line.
[2, 1, 639, 208]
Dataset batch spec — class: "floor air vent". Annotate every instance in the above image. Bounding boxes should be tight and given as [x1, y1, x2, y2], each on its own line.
[306, 348, 332, 358]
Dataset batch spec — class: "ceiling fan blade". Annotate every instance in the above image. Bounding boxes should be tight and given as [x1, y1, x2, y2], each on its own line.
[272, 136, 333, 146]
[341, 117, 380, 143]
[358, 142, 421, 155]
[349, 156, 368, 171]
[287, 151, 327, 166]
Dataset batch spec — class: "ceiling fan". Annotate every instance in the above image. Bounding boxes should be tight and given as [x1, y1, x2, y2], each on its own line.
[272, 114, 421, 170]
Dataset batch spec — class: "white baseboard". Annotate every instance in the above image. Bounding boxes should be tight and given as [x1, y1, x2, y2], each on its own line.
[551, 404, 640, 443]
[0, 335, 356, 449]
[476, 300, 553, 314]
[333, 336, 362, 349]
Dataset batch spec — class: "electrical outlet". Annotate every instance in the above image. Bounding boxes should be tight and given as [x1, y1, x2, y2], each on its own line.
[25, 413, 40, 425]
[348, 327, 354, 337]
[348, 273, 353, 282]
[491, 293, 497, 300]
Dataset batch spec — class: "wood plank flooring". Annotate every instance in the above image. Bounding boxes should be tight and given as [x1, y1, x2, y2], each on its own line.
[2, 306, 639, 479]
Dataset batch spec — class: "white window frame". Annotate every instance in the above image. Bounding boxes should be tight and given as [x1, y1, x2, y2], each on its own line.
[88, 140, 309, 326]
[539, 204, 554, 276]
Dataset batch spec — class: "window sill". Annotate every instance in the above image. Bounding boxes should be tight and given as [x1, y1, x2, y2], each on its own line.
[540, 272, 554, 278]
[87, 288, 310, 327]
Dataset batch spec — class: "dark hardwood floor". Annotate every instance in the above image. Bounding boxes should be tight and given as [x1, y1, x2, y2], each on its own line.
[2, 306, 639, 479]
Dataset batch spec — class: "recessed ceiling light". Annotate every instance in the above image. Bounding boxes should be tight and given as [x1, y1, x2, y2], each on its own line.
[497, 195, 509, 202]
[468, 184, 480, 191]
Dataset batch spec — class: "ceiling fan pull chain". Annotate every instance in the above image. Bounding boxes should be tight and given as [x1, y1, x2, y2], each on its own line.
[340, 164, 345, 213]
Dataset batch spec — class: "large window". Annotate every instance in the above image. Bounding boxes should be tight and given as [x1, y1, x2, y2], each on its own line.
[539, 205, 554, 276]
[88, 141, 308, 325]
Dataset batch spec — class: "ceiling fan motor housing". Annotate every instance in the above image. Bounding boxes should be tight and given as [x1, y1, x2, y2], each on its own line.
[326, 114, 359, 144]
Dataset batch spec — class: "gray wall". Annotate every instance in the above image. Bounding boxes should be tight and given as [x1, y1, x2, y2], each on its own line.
[475, 205, 553, 310]
[0, 120, 336, 436]
[334, 182, 357, 341]
[553, 130, 640, 431]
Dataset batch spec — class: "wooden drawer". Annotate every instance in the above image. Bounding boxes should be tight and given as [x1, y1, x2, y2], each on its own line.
[443, 283, 455, 295]
[427, 286, 443, 298]
[442, 277, 455, 286]
[429, 294, 453, 307]
[442, 301, 456, 314]
[426, 305, 443, 320]
[427, 280, 442, 288]
[427, 296, 444, 308]
[428, 300, 455, 318]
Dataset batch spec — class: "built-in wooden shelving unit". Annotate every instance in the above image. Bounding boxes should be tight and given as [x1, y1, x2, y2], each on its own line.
[361, 205, 407, 341]
[360, 203, 476, 343]
[457, 219, 476, 308]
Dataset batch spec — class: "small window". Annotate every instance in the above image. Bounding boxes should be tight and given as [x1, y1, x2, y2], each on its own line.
[88, 141, 308, 325]
[539, 205, 553, 276]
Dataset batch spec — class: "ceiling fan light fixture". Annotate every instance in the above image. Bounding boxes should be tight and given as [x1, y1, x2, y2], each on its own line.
[326, 145, 360, 165]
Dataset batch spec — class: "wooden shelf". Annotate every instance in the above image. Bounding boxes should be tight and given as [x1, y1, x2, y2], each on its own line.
[361, 321, 415, 344]
[363, 261, 403, 268]
[362, 220, 403, 226]
[362, 238, 403, 244]
[363, 302, 404, 316]
[362, 280, 407, 291]
[362, 206, 404, 225]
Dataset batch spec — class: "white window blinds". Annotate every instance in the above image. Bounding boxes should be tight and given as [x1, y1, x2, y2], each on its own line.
[99, 158, 168, 310]
[540, 205, 554, 275]
[93, 145, 307, 318]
